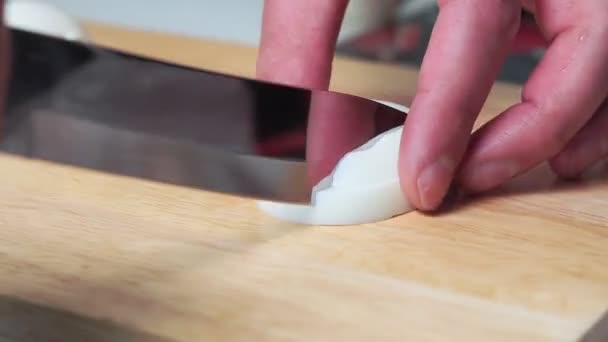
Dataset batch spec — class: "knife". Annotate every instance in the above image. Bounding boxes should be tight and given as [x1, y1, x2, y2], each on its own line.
[580, 310, 608, 342]
[0, 27, 407, 203]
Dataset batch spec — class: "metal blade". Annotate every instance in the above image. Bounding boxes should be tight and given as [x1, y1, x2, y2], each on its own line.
[580, 310, 608, 342]
[0, 28, 407, 203]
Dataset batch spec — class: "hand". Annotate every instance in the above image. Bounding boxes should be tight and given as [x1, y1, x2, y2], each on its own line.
[256, 0, 608, 211]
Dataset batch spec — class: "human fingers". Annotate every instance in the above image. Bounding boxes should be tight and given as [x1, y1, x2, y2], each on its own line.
[256, 0, 382, 188]
[549, 99, 608, 179]
[256, 0, 349, 89]
[458, 1, 608, 192]
[398, 0, 521, 211]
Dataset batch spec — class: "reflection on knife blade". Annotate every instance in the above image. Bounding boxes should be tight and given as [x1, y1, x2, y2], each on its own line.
[0, 28, 406, 203]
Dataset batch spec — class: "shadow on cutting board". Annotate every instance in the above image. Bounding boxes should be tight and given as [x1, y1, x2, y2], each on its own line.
[435, 161, 608, 214]
[0, 295, 173, 342]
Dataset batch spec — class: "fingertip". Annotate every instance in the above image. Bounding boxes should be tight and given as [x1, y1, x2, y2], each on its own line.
[399, 147, 456, 212]
[418, 156, 457, 211]
[398, 149, 422, 211]
[549, 150, 585, 180]
[398, 131, 426, 211]
[397, 104, 467, 211]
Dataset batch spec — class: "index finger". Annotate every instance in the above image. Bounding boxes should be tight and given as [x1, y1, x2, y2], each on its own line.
[398, 0, 522, 210]
[256, 0, 349, 89]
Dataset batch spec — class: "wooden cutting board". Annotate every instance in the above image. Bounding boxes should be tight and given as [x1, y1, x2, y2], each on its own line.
[0, 22, 606, 342]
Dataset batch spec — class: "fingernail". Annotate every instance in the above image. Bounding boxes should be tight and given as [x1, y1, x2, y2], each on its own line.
[417, 156, 455, 210]
[464, 160, 520, 192]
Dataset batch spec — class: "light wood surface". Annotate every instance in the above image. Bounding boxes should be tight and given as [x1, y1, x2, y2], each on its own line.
[0, 22, 606, 341]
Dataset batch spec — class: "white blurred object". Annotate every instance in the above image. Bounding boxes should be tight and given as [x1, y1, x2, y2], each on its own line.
[257, 100, 414, 226]
[4, 0, 86, 41]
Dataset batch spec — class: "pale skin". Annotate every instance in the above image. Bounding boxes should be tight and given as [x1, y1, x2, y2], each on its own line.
[256, 0, 608, 211]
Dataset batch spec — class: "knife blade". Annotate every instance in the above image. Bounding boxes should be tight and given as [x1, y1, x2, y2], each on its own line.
[0, 27, 407, 203]
[580, 310, 608, 342]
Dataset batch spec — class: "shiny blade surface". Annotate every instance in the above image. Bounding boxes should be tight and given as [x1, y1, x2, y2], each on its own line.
[0, 28, 407, 203]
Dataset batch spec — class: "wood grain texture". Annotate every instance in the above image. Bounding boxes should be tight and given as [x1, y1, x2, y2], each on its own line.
[0, 22, 606, 341]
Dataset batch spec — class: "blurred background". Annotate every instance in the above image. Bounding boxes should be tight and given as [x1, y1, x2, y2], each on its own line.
[21, 0, 546, 84]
